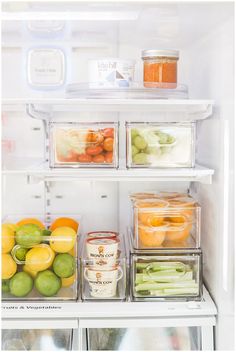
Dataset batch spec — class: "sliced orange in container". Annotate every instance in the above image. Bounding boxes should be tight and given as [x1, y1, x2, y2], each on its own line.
[136, 199, 168, 226]
[138, 224, 166, 248]
[166, 222, 192, 242]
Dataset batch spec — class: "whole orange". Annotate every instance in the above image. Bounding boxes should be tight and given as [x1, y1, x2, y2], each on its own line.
[16, 218, 45, 229]
[50, 217, 79, 232]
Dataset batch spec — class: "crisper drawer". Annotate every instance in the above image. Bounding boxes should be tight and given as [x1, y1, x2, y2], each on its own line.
[80, 316, 215, 351]
[49, 122, 118, 168]
[126, 122, 195, 168]
[2, 319, 78, 351]
[130, 251, 202, 301]
[87, 327, 201, 351]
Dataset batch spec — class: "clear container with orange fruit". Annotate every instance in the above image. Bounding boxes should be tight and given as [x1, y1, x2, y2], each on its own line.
[50, 122, 118, 168]
[133, 195, 201, 250]
[1, 215, 80, 301]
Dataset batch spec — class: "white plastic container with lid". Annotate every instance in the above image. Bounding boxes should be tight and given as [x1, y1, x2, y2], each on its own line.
[27, 47, 66, 89]
[88, 58, 135, 88]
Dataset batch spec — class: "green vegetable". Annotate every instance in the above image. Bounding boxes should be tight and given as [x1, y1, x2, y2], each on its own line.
[131, 145, 139, 157]
[133, 153, 148, 165]
[135, 261, 198, 297]
[133, 136, 147, 151]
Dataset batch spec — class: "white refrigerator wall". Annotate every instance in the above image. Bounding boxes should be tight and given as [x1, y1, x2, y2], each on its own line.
[1, 2, 234, 351]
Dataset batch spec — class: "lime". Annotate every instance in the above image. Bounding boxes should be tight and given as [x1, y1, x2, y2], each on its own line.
[53, 253, 75, 278]
[42, 229, 52, 236]
[2, 279, 10, 293]
[35, 270, 61, 297]
[9, 272, 33, 297]
[16, 224, 42, 247]
[15, 247, 28, 261]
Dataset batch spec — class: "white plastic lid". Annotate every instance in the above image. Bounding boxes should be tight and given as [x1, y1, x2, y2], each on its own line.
[142, 49, 179, 59]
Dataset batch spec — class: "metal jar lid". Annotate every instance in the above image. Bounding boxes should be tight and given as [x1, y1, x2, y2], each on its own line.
[142, 49, 179, 60]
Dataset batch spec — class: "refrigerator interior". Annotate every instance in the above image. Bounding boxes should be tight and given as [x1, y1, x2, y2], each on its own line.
[1, 1, 234, 351]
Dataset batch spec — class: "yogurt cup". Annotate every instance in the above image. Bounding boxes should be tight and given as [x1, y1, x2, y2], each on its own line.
[86, 237, 119, 266]
[88, 58, 135, 88]
[84, 265, 123, 298]
[87, 231, 118, 240]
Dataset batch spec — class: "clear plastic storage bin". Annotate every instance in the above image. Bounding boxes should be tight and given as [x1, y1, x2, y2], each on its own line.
[131, 251, 202, 301]
[132, 195, 201, 250]
[126, 122, 195, 168]
[80, 231, 127, 301]
[50, 122, 118, 168]
[2, 215, 79, 301]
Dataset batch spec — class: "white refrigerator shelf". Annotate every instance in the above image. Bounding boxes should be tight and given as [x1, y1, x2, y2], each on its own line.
[1, 286, 217, 320]
[2, 158, 214, 184]
[2, 99, 213, 121]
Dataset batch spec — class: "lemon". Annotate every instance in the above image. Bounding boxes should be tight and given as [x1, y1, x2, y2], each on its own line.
[68, 245, 76, 257]
[25, 244, 55, 272]
[23, 265, 38, 278]
[2, 224, 15, 254]
[3, 223, 17, 231]
[50, 227, 76, 253]
[2, 254, 17, 279]
[61, 273, 76, 288]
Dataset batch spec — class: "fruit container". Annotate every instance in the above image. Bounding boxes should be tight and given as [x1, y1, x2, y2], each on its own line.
[81, 258, 127, 301]
[130, 250, 202, 301]
[49, 122, 118, 168]
[1, 215, 79, 301]
[132, 196, 201, 250]
[126, 122, 195, 168]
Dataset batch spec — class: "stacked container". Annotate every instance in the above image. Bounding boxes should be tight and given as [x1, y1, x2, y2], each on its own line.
[128, 192, 203, 301]
[81, 231, 127, 301]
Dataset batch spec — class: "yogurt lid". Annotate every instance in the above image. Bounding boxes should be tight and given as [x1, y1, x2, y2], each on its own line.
[87, 231, 118, 238]
[87, 237, 119, 245]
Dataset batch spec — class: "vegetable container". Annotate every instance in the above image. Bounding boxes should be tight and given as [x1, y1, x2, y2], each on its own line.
[126, 122, 195, 168]
[130, 251, 202, 301]
[81, 258, 127, 301]
[2, 215, 79, 301]
[88, 58, 135, 88]
[50, 122, 118, 168]
[142, 49, 179, 88]
[132, 195, 201, 250]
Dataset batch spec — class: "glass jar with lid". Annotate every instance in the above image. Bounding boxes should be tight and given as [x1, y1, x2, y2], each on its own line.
[142, 49, 179, 88]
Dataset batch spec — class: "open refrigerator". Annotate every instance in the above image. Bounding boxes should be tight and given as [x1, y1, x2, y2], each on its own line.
[1, 1, 234, 351]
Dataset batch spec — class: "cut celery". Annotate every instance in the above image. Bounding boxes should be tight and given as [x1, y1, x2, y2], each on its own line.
[135, 281, 198, 292]
[163, 287, 199, 294]
[136, 262, 188, 272]
[141, 271, 193, 283]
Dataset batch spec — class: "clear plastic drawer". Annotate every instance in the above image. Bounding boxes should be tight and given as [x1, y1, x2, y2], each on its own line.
[131, 251, 202, 301]
[126, 122, 195, 168]
[50, 122, 118, 168]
